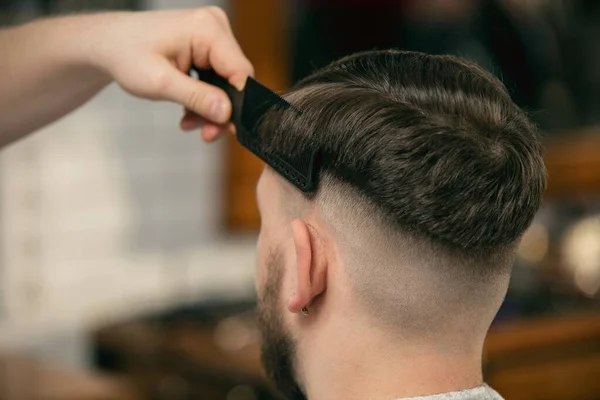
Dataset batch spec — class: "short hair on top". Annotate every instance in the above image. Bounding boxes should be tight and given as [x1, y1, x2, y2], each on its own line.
[259, 50, 546, 335]
[261, 50, 545, 250]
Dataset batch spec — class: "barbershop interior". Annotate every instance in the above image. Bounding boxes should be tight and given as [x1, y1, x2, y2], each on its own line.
[1, 0, 600, 399]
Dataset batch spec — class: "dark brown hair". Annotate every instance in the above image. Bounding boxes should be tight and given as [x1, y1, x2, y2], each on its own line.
[262, 50, 546, 254]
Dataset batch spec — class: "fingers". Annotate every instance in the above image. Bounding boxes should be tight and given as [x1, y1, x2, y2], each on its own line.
[182, 8, 249, 141]
[180, 110, 234, 142]
[202, 122, 234, 142]
[192, 8, 254, 91]
[161, 63, 232, 123]
[180, 110, 204, 131]
[204, 6, 233, 34]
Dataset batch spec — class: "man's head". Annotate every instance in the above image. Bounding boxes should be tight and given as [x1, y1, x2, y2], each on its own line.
[254, 50, 546, 399]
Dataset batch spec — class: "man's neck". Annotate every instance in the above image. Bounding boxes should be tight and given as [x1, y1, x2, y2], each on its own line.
[299, 325, 484, 400]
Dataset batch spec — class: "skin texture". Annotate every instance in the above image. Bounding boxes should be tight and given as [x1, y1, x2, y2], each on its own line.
[255, 168, 485, 400]
[0, 7, 253, 148]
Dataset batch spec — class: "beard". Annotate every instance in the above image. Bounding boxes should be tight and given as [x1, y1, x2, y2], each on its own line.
[256, 248, 307, 400]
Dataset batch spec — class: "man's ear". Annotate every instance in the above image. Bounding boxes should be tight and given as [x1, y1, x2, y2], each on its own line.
[287, 219, 328, 314]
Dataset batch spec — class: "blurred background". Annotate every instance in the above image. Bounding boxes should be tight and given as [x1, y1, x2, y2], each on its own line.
[1, 0, 600, 399]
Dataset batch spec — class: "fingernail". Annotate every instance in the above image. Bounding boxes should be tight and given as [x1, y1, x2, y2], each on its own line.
[210, 99, 229, 122]
[231, 78, 246, 91]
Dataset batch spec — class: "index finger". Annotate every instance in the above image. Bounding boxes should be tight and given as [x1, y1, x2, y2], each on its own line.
[193, 8, 254, 91]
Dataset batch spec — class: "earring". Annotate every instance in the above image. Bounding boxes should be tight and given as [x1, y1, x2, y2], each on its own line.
[301, 306, 309, 316]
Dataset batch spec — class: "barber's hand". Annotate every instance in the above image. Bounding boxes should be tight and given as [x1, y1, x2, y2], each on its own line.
[92, 7, 253, 141]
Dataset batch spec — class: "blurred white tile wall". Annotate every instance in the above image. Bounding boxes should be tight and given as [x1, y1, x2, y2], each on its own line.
[0, 0, 257, 364]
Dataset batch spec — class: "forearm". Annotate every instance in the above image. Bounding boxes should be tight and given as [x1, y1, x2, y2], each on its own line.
[0, 15, 115, 147]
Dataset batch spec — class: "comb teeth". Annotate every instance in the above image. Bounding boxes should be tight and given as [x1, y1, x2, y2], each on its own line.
[191, 67, 319, 193]
[239, 78, 319, 192]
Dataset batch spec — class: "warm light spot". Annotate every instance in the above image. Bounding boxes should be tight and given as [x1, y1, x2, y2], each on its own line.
[562, 215, 600, 297]
[517, 223, 549, 263]
[575, 269, 600, 298]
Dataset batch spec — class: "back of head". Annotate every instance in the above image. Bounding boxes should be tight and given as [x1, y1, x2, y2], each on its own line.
[259, 50, 546, 341]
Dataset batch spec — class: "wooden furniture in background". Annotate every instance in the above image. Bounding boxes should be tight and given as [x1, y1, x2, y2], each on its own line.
[485, 312, 600, 400]
[225, 0, 291, 231]
[544, 128, 600, 198]
[94, 317, 282, 400]
[0, 355, 138, 400]
[95, 309, 600, 400]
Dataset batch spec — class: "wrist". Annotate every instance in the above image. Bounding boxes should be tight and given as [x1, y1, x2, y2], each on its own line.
[67, 12, 133, 76]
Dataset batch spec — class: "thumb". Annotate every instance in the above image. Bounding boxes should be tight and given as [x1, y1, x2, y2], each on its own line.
[159, 66, 231, 124]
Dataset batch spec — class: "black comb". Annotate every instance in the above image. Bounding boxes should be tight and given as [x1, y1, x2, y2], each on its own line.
[190, 67, 319, 193]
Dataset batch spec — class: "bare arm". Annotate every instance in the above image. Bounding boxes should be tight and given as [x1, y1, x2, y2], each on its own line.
[0, 8, 253, 148]
[0, 15, 110, 146]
